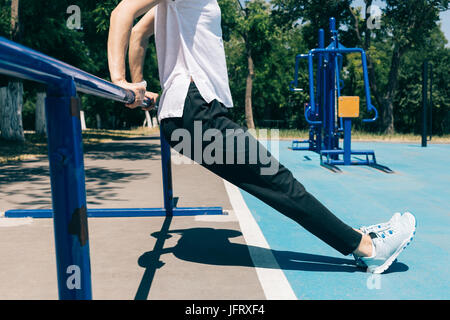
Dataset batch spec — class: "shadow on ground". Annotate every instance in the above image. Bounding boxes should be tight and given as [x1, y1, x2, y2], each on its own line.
[134, 221, 409, 299]
[0, 136, 160, 207]
[84, 138, 161, 161]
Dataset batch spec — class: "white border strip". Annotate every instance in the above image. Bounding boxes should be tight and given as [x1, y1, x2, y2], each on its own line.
[223, 180, 297, 300]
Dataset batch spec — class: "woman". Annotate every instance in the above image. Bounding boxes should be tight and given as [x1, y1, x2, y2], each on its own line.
[107, 0, 416, 274]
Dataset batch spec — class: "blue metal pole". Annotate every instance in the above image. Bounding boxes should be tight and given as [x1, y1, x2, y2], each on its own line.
[329, 18, 336, 33]
[343, 118, 352, 165]
[317, 29, 325, 152]
[307, 53, 316, 116]
[4, 207, 224, 219]
[0, 36, 151, 107]
[316, 29, 325, 106]
[160, 130, 174, 216]
[329, 19, 339, 156]
[45, 79, 92, 300]
[309, 47, 378, 123]
[325, 52, 336, 155]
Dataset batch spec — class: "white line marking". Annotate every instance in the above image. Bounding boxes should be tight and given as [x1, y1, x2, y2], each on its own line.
[223, 180, 297, 300]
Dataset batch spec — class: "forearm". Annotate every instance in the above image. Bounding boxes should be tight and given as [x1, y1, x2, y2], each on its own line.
[129, 9, 155, 83]
[108, 9, 133, 83]
[107, 0, 159, 84]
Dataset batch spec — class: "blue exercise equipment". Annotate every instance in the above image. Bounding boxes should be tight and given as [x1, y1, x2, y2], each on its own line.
[289, 18, 391, 173]
[0, 36, 224, 300]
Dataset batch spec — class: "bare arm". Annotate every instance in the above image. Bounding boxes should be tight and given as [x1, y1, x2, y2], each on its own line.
[129, 8, 155, 83]
[108, 0, 161, 108]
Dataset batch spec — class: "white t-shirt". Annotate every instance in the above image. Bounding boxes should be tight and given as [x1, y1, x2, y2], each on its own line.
[154, 0, 234, 120]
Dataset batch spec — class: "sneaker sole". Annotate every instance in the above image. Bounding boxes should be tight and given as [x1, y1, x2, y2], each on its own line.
[368, 214, 417, 274]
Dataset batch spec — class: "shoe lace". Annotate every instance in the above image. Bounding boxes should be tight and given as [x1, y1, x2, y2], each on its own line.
[361, 218, 396, 234]
[375, 225, 398, 243]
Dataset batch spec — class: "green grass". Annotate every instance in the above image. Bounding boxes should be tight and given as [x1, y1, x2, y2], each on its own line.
[0, 133, 48, 163]
[1, 127, 449, 164]
[255, 128, 450, 143]
[0, 127, 160, 164]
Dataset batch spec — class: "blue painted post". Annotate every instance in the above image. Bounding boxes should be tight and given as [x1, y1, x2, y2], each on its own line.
[343, 118, 352, 165]
[330, 17, 339, 48]
[329, 17, 336, 34]
[329, 19, 339, 157]
[325, 51, 336, 157]
[317, 29, 325, 152]
[316, 29, 325, 105]
[45, 79, 92, 300]
[160, 130, 174, 216]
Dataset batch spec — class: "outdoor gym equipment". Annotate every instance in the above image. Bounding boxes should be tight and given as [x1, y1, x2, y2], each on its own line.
[0, 37, 224, 300]
[289, 17, 391, 172]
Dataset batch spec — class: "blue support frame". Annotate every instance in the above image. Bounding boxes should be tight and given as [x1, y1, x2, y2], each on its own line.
[0, 37, 225, 300]
[289, 18, 388, 172]
[4, 207, 224, 219]
[45, 79, 93, 300]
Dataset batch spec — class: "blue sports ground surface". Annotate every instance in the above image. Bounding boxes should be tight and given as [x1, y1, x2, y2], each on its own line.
[241, 141, 449, 299]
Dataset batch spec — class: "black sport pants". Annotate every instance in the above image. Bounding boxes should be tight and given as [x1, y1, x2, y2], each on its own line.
[160, 82, 362, 255]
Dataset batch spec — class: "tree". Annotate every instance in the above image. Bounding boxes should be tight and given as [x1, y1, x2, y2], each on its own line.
[1, 0, 447, 135]
[220, 0, 275, 129]
[273, 0, 448, 134]
[35, 90, 46, 135]
[0, 0, 25, 142]
[349, 0, 447, 133]
[394, 26, 450, 135]
[272, 0, 356, 48]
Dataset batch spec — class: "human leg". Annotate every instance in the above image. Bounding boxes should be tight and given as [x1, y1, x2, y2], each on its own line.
[160, 83, 362, 256]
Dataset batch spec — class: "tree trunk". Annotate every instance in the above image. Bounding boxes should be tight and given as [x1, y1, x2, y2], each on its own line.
[381, 45, 404, 134]
[245, 48, 255, 129]
[11, 0, 20, 40]
[0, 0, 25, 142]
[360, 0, 384, 113]
[381, 98, 395, 134]
[35, 91, 47, 135]
[80, 111, 87, 130]
[0, 81, 25, 142]
[144, 110, 153, 128]
[95, 114, 102, 129]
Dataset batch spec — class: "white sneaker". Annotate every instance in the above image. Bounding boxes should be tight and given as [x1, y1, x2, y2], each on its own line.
[360, 212, 402, 234]
[353, 212, 402, 268]
[360, 212, 416, 274]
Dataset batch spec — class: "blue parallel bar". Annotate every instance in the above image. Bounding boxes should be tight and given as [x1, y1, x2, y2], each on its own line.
[160, 130, 174, 216]
[4, 207, 224, 219]
[45, 79, 92, 300]
[0, 37, 132, 102]
[0, 37, 224, 300]
[0, 36, 153, 107]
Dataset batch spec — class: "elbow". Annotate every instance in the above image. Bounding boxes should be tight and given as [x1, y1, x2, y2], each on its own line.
[110, 7, 120, 26]
[110, 5, 119, 19]
[110, 3, 128, 24]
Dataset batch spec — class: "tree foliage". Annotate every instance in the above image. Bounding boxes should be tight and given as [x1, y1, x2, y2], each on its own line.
[0, 0, 448, 135]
